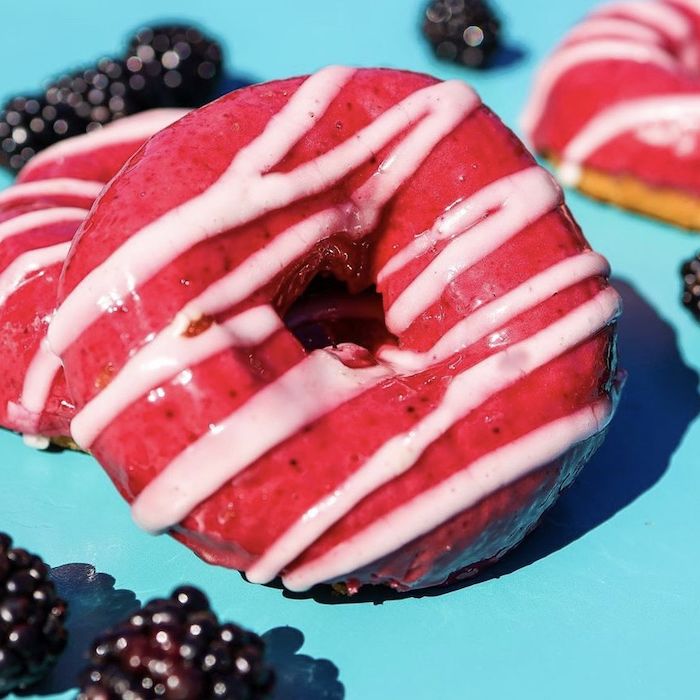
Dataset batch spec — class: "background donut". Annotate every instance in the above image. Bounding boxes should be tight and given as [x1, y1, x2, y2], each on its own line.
[523, 0, 700, 228]
[0, 110, 187, 444]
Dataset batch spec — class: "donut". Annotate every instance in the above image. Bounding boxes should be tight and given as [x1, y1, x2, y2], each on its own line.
[522, 0, 700, 229]
[0, 110, 187, 445]
[51, 67, 622, 592]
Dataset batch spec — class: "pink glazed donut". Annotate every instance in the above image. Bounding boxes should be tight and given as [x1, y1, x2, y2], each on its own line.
[51, 67, 622, 592]
[0, 110, 187, 443]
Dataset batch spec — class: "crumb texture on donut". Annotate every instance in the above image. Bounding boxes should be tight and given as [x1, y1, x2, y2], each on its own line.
[52, 67, 621, 592]
[522, 0, 700, 228]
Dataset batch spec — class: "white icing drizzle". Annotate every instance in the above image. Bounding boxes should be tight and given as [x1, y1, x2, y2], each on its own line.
[0, 207, 87, 245]
[0, 179, 103, 208]
[594, 1, 700, 68]
[282, 399, 613, 591]
[48, 68, 481, 354]
[378, 167, 554, 281]
[19, 109, 189, 181]
[71, 305, 283, 449]
[0, 209, 84, 433]
[16, 338, 63, 417]
[593, 1, 692, 43]
[131, 346, 393, 532]
[29, 67, 618, 588]
[521, 39, 678, 140]
[558, 94, 700, 185]
[563, 17, 665, 46]
[379, 167, 561, 334]
[0, 241, 71, 305]
[593, 0, 693, 39]
[522, 0, 700, 172]
[22, 433, 51, 450]
[182, 206, 364, 320]
[246, 287, 620, 584]
[0, 111, 194, 438]
[378, 251, 609, 372]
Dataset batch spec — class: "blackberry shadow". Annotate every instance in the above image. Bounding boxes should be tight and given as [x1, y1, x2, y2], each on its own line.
[264, 626, 344, 700]
[19, 564, 140, 696]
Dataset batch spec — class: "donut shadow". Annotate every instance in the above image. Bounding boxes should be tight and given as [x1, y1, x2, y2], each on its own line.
[264, 626, 345, 700]
[19, 564, 140, 696]
[283, 278, 700, 605]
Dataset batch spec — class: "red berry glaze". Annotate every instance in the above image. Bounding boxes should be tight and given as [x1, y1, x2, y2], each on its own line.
[53, 68, 621, 592]
[0, 110, 187, 440]
[523, 0, 700, 216]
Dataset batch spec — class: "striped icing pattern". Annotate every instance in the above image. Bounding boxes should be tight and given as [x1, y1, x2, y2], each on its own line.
[19, 109, 188, 182]
[522, 0, 700, 186]
[283, 399, 613, 591]
[0, 178, 103, 209]
[51, 66, 619, 590]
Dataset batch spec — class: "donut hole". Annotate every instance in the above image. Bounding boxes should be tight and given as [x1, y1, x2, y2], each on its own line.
[282, 273, 397, 354]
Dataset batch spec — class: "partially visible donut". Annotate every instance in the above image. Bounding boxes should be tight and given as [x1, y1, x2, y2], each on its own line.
[522, 0, 700, 228]
[0, 110, 187, 445]
[53, 67, 621, 592]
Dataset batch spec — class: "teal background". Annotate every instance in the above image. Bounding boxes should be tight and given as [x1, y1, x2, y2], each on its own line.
[1, 1, 700, 698]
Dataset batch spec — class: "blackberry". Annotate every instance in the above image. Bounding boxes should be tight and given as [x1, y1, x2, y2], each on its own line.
[47, 58, 138, 132]
[77, 585, 274, 699]
[0, 96, 83, 172]
[681, 252, 700, 319]
[0, 23, 223, 174]
[0, 532, 68, 695]
[0, 58, 136, 173]
[422, 0, 502, 68]
[124, 25, 223, 108]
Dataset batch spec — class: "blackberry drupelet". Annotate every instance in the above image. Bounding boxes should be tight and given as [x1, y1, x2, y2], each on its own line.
[681, 252, 700, 319]
[0, 533, 68, 695]
[124, 25, 223, 108]
[77, 585, 274, 699]
[422, 0, 502, 68]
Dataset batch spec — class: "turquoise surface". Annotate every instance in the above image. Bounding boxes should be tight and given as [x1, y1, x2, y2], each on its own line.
[1, 1, 699, 698]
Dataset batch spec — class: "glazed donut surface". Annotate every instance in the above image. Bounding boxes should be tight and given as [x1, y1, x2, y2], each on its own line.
[52, 67, 621, 592]
[523, 0, 700, 227]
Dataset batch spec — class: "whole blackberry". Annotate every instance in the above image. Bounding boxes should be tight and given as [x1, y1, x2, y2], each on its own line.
[422, 0, 502, 68]
[0, 58, 136, 173]
[47, 58, 138, 132]
[681, 252, 700, 319]
[77, 586, 274, 699]
[0, 96, 84, 172]
[0, 533, 68, 695]
[124, 25, 223, 108]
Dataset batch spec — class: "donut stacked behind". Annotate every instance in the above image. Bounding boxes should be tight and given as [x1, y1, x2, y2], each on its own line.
[51, 67, 622, 592]
[522, 0, 700, 228]
[0, 110, 187, 444]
